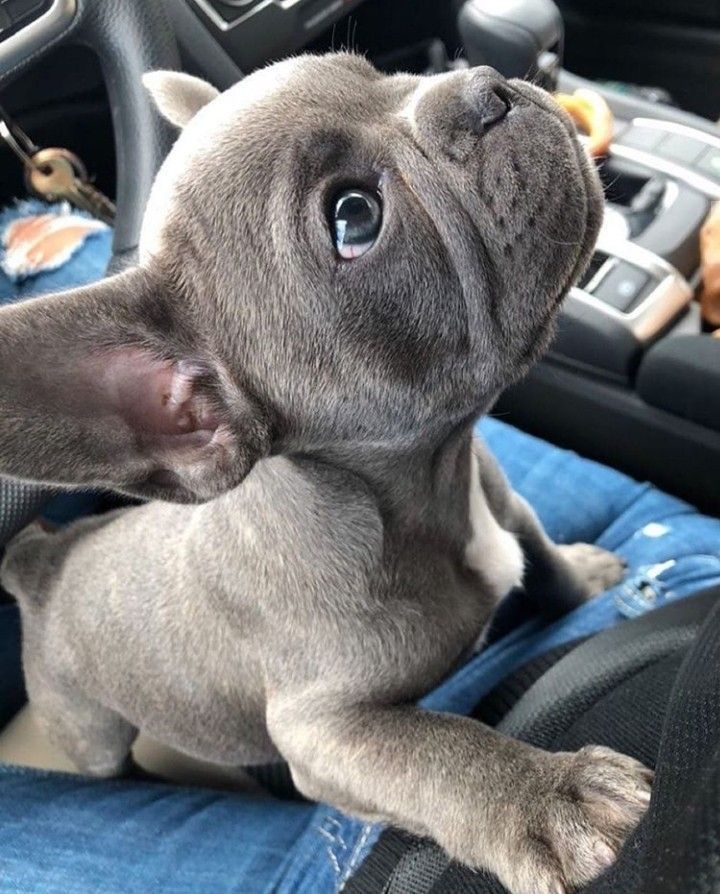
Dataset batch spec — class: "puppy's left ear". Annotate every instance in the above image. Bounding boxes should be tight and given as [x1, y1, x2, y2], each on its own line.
[0, 267, 271, 503]
[143, 70, 220, 128]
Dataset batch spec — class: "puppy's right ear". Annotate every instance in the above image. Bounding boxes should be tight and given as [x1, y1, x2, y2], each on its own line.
[0, 268, 271, 503]
[143, 71, 220, 128]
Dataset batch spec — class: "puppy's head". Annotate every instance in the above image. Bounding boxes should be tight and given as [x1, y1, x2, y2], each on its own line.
[141, 55, 602, 444]
[0, 55, 602, 502]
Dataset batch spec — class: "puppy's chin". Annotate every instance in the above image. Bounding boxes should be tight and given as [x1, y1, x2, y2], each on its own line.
[488, 186, 602, 396]
[506, 89, 604, 367]
[517, 179, 603, 372]
[554, 135, 606, 307]
[513, 301, 565, 372]
[556, 140, 605, 299]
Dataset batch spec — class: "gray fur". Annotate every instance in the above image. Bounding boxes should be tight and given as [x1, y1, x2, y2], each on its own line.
[0, 55, 649, 894]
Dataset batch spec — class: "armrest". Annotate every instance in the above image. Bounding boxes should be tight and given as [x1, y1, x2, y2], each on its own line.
[637, 335, 720, 431]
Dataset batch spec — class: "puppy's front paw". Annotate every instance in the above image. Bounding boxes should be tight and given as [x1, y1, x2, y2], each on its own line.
[442, 745, 652, 894]
[558, 542, 626, 598]
[516, 745, 652, 894]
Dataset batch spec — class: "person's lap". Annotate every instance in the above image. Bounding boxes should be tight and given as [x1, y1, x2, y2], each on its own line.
[1, 203, 719, 893]
[2, 418, 719, 894]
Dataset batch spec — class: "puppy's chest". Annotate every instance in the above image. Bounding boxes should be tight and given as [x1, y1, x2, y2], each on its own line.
[464, 453, 525, 604]
[385, 455, 525, 670]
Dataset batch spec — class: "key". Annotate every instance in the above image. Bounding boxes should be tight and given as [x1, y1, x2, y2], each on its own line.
[0, 107, 115, 226]
[26, 148, 116, 226]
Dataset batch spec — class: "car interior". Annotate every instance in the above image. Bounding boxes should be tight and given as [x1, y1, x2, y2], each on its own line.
[0, 1, 719, 892]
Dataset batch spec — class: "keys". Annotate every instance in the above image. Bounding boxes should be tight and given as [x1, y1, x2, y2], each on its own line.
[0, 105, 115, 226]
[26, 148, 116, 226]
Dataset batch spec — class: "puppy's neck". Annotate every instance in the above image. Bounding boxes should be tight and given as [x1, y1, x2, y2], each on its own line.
[288, 418, 477, 536]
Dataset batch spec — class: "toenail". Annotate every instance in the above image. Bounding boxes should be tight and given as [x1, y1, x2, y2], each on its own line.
[594, 840, 616, 867]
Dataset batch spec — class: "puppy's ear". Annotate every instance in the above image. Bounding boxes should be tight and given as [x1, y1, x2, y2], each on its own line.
[143, 71, 220, 128]
[0, 268, 271, 503]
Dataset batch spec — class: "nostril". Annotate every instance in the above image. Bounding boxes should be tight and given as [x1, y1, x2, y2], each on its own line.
[464, 73, 512, 132]
[478, 89, 510, 128]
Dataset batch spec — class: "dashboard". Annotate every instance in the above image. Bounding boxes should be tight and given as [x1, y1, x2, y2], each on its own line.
[183, 0, 368, 72]
[0, 0, 368, 86]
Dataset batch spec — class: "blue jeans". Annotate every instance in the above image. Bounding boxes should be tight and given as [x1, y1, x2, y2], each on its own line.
[2, 418, 719, 894]
[0, 200, 112, 302]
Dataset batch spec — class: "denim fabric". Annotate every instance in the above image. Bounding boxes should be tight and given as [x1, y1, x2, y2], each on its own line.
[0, 764, 314, 894]
[1, 417, 718, 893]
[0, 200, 112, 300]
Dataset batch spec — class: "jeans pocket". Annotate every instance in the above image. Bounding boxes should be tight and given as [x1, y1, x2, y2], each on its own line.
[614, 554, 720, 619]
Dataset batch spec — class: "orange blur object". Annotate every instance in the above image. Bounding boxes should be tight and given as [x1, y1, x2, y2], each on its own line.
[554, 89, 614, 158]
[2, 210, 107, 279]
[699, 201, 720, 329]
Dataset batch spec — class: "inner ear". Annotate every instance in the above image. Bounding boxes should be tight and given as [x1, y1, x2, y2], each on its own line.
[97, 351, 223, 447]
[0, 266, 272, 503]
[85, 346, 271, 503]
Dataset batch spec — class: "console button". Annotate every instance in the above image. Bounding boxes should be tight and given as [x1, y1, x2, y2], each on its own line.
[655, 133, 706, 166]
[616, 125, 664, 153]
[695, 146, 720, 182]
[592, 261, 651, 312]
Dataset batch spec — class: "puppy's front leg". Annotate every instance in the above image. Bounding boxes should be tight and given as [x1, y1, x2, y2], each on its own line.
[511, 493, 626, 617]
[476, 441, 625, 616]
[269, 698, 651, 894]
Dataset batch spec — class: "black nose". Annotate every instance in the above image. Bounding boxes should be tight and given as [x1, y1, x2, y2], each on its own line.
[466, 67, 511, 130]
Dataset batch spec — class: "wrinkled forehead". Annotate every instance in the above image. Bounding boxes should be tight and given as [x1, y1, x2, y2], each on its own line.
[196, 54, 411, 152]
[219, 53, 407, 121]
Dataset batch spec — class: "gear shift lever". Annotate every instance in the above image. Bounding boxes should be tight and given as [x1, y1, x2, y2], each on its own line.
[457, 0, 564, 90]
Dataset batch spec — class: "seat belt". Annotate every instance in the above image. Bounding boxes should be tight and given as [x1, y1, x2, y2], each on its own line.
[499, 587, 714, 744]
[0, 479, 55, 548]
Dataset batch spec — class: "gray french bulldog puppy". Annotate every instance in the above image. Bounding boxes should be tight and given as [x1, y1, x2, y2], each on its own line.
[0, 54, 651, 894]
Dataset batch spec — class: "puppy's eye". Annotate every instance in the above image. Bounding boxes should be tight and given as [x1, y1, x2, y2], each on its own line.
[332, 189, 382, 260]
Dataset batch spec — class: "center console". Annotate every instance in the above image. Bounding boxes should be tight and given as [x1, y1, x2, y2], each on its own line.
[554, 132, 708, 383]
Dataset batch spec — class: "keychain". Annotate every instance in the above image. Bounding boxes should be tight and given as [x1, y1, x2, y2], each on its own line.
[0, 104, 116, 226]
